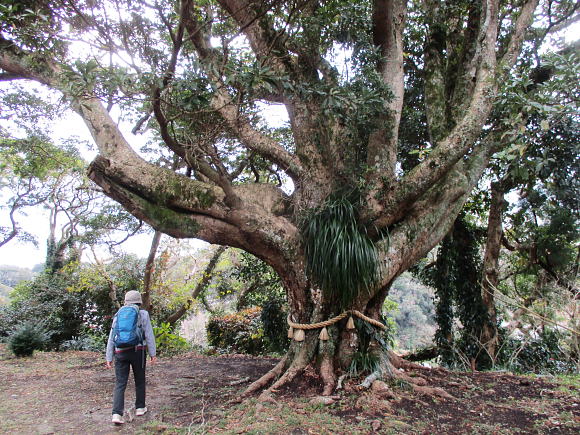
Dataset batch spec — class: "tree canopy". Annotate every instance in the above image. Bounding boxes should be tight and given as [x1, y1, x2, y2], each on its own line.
[1, 0, 578, 395]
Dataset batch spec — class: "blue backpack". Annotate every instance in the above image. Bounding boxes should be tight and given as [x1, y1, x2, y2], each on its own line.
[113, 305, 143, 348]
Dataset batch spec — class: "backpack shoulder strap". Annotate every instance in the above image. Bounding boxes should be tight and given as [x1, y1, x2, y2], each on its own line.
[137, 309, 145, 341]
[112, 309, 120, 326]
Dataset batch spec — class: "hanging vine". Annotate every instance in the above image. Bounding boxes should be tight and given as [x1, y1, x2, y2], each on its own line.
[423, 214, 491, 369]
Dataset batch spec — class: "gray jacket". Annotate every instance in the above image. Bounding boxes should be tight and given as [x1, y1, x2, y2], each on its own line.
[106, 306, 156, 362]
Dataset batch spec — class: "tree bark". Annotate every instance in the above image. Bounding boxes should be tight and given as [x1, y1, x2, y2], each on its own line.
[480, 181, 509, 361]
[141, 230, 162, 312]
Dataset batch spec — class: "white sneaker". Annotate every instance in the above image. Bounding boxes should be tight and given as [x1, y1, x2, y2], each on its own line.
[112, 414, 124, 424]
[136, 407, 147, 416]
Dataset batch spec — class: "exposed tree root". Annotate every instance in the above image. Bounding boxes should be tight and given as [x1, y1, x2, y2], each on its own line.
[257, 390, 279, 405]
[242, 335, 320, 400]
[320, 352, 336, 396]
[402, 346, 439, 362]
[396, 370, 428, 386]
[242, 355, 288, 398]
[241, 340, 451, 401]
[389, 350, 434, 371]
[357, 351, 454, 400]
[268, 355, 309, 392]
[370, 380, 398, 400]
[268, 335, 319, 391]
[390, 350, 449, 375]
[360, 370, 381, 389]
[411, 384, 454, 400]
[336, 374, 348, 390]
[309, 395, 338, 405]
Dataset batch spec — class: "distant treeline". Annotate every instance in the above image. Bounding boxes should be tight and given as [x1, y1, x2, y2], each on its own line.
[0, 265, 41, 289]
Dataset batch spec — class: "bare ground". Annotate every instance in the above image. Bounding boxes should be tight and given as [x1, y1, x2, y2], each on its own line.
[0, 345, 578, 434]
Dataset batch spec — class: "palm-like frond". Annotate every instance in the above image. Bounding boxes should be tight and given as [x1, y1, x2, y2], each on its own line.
[302, 196, 380, 309]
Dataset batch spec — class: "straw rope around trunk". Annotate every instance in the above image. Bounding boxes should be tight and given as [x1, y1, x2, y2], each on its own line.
[287, 310, 387, 341]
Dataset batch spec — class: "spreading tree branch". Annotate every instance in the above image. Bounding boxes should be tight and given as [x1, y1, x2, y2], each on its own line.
[216, 0, 294, 75]
[373, 0, 503, 227]
[181, 2, 303, 180]
[500, 0, 541, 68]
[167, 245, 228, 325]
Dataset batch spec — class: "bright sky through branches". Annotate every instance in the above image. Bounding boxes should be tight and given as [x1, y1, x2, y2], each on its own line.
[0, 15, 578, 270]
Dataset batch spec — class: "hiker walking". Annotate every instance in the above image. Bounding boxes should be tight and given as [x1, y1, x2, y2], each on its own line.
[105, 290, 156, 425]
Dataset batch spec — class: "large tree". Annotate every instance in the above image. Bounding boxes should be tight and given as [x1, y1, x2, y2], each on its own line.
[1, 0, 577, 395]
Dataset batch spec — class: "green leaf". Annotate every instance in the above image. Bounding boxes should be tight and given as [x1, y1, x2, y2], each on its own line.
[301, 194, 382, 309]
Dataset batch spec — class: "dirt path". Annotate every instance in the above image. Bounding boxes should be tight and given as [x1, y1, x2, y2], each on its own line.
[0, 345, 578, 434]
[0, 346, 277, 434]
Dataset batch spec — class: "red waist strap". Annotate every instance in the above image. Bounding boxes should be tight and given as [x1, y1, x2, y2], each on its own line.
[115, 345, 146, 353]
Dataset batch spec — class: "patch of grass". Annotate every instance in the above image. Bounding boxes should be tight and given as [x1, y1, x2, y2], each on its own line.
[136, 420, 186, 434]
[554, 373, 580, 389]
[469, 423, 511, 434]
[556, 410, 577, 424]
[382, 419, 416, 433]
[532, 412, 579, 433]
[394, 407, 407, 416]
[210, 401, 371, 434]
[64, 356, 84, 368]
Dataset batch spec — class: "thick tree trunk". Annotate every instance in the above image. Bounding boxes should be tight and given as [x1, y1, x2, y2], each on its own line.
[243, 287, 437, 398]
[243, 266, 404, 397]
[480, 181, 508, 362]
[0, 0, 544, 399]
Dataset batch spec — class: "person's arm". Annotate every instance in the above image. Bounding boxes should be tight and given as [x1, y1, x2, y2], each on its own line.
[141, 310, 157, 361]
[105, 318, 116, 368]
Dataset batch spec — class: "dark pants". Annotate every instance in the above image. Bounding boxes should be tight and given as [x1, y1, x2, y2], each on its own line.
[112, 347, 146, 415]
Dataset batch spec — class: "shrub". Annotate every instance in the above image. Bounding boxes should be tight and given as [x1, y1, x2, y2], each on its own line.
[260, 299, 289, 353]
[2, 272, 89, 347]
[8, 322, 48, 357]
[0, 305, 20, 338]
[60, 328, 107, 352]
[153, 322, 190, 356]
[497, 328, 576, 374]
[207, 307, 266, 355]
[60, 336, 96, 351]
[1, 255, 148, 349]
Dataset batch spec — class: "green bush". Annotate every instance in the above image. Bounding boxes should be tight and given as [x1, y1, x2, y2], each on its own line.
[1, 255, 147, 349]
[153, 322, 190, 356]
[260, 299, 289, 353]
[60, 328, 107, 352]
[8, 322, 48, 357]
[207, 307, 267, 355]
[1, 271, 90, 347]
[497, 328, 576, 374]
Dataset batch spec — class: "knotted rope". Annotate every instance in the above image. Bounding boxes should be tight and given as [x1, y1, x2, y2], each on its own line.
[287, 310, 387, 341]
